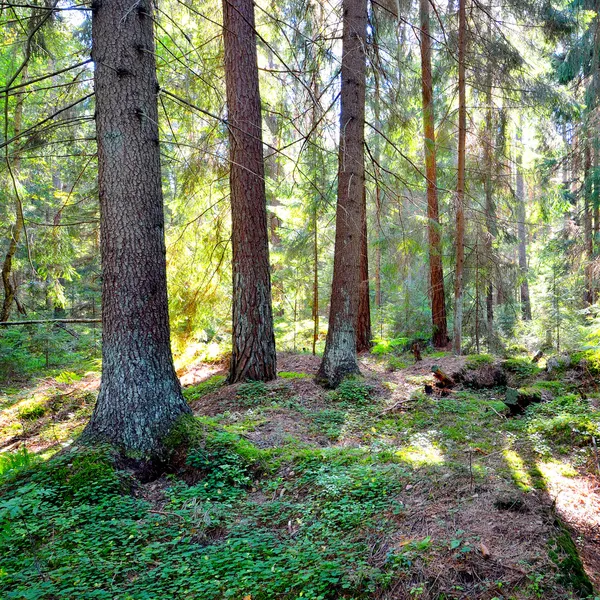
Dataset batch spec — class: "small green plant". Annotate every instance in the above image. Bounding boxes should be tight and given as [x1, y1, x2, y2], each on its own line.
[0, 447, 37, 482]
[371, 337, 410, 355]
[55, 371, 82, 384]
[388, 355, 409, 370]
[310, 409, 347, 440]
[236, 380, 269, 406]
[526, 394, 599, 448]
[52, 448, 124, 502]
[330, 378, 373, 405]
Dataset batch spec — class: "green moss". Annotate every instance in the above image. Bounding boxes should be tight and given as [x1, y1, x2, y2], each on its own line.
[531, 380, 566, 393]
[182, 375, 226, 402]
[278, 371, 308, 379]
[548, 521, 594, 596]
[465, 354, 494, 369]
[17, 398, 48, 421]
[502, 357, 540, 378]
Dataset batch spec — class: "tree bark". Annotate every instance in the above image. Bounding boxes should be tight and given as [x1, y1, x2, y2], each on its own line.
[516, 124, 532, 320]
[453, 0, 466, 355]
[374, 66, 383, 311]
[317, 0, 367, 387]
[419, 0, 448, 348]
[223, 0, 277, 382]
[1, 65, 28, 323]
[584, 140, 594, 306]
[483, 0, 495, 329]
[356, 191, 372, 352]
[83, 0, 190, 455]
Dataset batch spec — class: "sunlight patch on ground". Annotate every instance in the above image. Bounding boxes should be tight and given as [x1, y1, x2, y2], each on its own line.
[395, 432, 445, 467]
[502, 449, 532, 491]
[538, 460, 600, 532]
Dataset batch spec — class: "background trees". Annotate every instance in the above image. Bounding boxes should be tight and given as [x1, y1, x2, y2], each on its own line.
[316, 0, 367, 387]
[222, 0, 277, 383]
[0, 0, 599, 380]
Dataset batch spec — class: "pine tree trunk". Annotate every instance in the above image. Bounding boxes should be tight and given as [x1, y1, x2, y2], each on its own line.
[484, 2, 495, 329]
[1, 65, 28, 322]
[419, 0, 448, 348]
[516, 124, 532, 320]
[317, 0, 366, 387]
[453, 0, 466, 355]
[223, 0, 277, 382]
[584, 141, 594, 306]
[356, 192, 372, 352]
[312, 205, 319, 355]
[594, 140, 599, 263]
[374, 67, 383, 311]
[83, 0, 190, 455]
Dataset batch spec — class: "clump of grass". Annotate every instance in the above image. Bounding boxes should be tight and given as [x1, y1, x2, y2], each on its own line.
[371, 337, 410, 356]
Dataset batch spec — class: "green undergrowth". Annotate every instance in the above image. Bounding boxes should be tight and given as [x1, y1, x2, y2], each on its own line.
[525, 394, 600, 453]
[502, 357, 542, 379]
[0, 426, 424, 600]
[182, 375, 226, 402]
[465, 353, 494, 369]
[2, 356, 598, 599]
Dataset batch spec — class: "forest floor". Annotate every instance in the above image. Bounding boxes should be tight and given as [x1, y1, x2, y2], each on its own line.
[0, 349, 599, 599]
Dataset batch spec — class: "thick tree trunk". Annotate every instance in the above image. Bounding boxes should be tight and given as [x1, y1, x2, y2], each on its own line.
[356, 193, 372, 352]
[83, 0, 190, 455]
[516, 125, 532, 320]
[453, 0, 466, 355]
[223, 0, 277, 382]
[419, 0, 448, 348]
[317, 0, 366, 387]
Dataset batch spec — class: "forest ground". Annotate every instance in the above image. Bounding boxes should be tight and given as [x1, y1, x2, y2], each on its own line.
[0, 349, 599, 599]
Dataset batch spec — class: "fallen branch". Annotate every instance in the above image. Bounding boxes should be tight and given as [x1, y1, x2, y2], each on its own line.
[0, 318, 101, 326]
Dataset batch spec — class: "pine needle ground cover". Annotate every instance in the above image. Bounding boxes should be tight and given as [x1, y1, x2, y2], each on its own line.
[0, 351, 599, 599]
